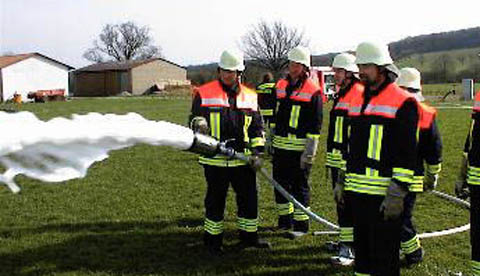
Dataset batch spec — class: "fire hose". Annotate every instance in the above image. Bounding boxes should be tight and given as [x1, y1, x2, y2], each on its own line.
[188, 133, 470, 239]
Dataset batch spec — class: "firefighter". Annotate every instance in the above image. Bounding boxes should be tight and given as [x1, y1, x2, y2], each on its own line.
[334, 41, 419, 275]
[397, 67, 443, 265]
[256, 72, 277, 154]
[271, 46, 323, 238]
[189, 49, 270, 255]
[456, 88, 480, 275]
[325, 53, 363, 266]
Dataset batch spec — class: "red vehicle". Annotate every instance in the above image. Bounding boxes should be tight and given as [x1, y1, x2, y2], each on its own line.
[27, 89, 66, 102]
[310, 66, 336, 102]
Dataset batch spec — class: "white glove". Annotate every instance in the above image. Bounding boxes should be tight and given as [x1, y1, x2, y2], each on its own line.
[300, 137, 319, 170]
[380, 182, 408, 220]
[423, 173, 439, 191]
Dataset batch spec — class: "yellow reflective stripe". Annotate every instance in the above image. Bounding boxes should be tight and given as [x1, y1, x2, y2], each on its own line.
[250, 137, 265, 147]
[345, 173, 391, 195]
[472, 260, 480, 275]
[339, 227, 354, 243]
[273, 135, 306, 151]
[204, 218, 224, 235]
[468, 166, 480, 185]
[365, 167, 379, 177]
[334, 116, 344, 143]
[401, 235, 421, 254]
[210, 112, 220, 139]
[326, 151, 346, 168]
[426, 163, 442, 174]
[199, 155, 249, 167]
[409, 176, 424, 192]
[260, 109, 274, 116]
[289, 105, 301, 129]
[293, 207, 310, 221]
[367, 124, 383, 160]
[237, 217, 258, 232]
[244, 115, 252, 143]
[392, 167, 415, 184]
[277, 203, 294, 215]
[306, 133, 320, 140]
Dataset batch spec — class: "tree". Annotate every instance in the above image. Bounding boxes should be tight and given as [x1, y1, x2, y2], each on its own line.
[83, 21, 162, 63]
[240, 20, 308, 77]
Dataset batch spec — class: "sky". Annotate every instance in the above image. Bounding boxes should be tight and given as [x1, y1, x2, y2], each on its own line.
[1, 0, 480, 69]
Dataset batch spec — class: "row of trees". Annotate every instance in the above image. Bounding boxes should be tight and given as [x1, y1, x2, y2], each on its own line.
[84, 20, 308, 85]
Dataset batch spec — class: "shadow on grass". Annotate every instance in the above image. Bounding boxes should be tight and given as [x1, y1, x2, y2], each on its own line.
[0, 219, 351, 276]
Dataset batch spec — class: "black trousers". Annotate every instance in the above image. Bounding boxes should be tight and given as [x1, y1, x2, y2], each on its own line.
[400, 192, 421, 254]
[331, 167, 353, 244]
[203, 165, 258, 229]
[471, 185, 480, 274]
[349, 191, 401, 276]
[273, 149, 311, 221]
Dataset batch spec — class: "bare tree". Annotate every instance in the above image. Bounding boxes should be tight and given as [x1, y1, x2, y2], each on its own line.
[241, 20, 308, 77]
[83, 21, 162, 63]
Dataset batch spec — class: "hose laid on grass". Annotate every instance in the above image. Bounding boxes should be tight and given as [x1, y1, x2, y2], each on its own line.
[232, 152, 470, 238]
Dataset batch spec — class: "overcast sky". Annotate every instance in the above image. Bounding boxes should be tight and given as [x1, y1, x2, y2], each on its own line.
[1, 0, 479, 68]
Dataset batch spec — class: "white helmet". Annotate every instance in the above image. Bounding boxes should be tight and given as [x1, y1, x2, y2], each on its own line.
[219, 49, 245, 71]
[288, 46, 311, 67]
[332, 53, 359, 73]
[397, 67, 422, 90]
[355, 41, 393, 66]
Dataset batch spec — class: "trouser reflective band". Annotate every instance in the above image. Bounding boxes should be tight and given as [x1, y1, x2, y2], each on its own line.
[277, 202, 294, 216]
[251, 137, 265, 147]
[237, 217, 258, 233]
[468, 166, 480, 185]
[293, 207, 310, 221]
[326, 151, 346, 169]
[409, 176, 424, 192]
[401, 234, 421, 254]
[472, 260, 480, 275]
[204, 218, 224, 235]
[339, 227, 354, 243]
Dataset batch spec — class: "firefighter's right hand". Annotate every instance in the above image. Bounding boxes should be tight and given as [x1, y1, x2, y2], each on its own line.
[190, 116, 209, 135]
[455, 180, 470, 199]
[248, 155, 263, 171]
[379, 182, 408, 220]
[333, 182, 345, 208]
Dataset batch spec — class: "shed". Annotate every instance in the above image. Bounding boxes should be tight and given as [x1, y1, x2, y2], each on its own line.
[73, 58, 190, 96]
[0, 53, 74, 102]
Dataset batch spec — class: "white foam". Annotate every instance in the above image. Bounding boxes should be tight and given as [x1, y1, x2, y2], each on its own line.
[0, 111, 194, 193]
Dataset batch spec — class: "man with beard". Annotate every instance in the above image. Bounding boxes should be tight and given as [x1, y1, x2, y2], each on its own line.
[339, 41, 418, 275]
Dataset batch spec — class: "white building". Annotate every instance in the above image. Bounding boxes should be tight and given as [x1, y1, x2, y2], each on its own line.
[0, 53, 74, 102]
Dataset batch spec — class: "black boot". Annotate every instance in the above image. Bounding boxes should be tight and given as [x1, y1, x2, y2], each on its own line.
[237, 231, 271, 249]
[405, 247, 424, 265]
[204, 232, 224, 256]
[277, 214, 292, 230]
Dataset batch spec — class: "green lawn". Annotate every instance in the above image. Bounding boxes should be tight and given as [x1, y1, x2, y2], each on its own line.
[0, 96, 474, 275]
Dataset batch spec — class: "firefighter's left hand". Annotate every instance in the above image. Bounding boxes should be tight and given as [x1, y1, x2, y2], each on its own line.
[248, 155, 263, 171]
[423, 173, 439, 191]
[379, 182, 408, 220]
[300, 153, 314, 170]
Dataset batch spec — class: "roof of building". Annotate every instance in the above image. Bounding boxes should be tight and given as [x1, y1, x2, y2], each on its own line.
[0, 53, 74, 70]
[76, 57, 185, 72]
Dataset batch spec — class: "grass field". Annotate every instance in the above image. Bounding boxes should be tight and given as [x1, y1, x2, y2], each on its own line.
[0, 94, 475, 275]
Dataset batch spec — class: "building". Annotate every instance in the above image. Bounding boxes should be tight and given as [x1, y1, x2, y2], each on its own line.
[73, 58, 190, 96]
[0, 53, 74, 102]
